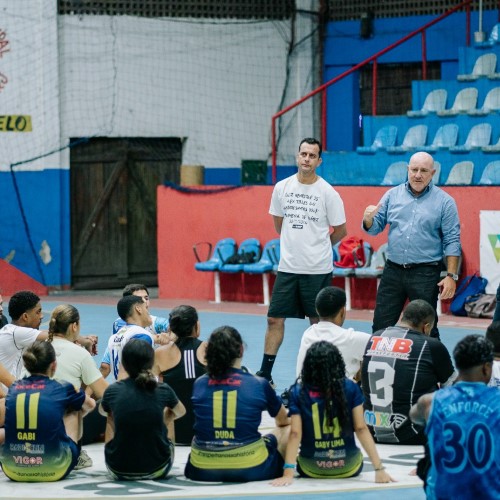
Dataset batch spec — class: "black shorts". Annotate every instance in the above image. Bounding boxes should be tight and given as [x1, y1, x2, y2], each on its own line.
[268, 272, 332, 319]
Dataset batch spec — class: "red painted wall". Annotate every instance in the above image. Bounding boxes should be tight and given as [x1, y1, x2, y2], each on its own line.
[157, 185, 500, 308]
[0, 260, 48, 297]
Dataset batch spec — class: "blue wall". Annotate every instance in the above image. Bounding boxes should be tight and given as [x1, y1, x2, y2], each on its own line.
[1, 169, 70, 287]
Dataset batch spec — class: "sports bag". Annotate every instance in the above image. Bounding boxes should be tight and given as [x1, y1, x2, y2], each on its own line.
[334, 236, 366, 268]
[464, 293, 497, 319]
[449, 272, 488, 317]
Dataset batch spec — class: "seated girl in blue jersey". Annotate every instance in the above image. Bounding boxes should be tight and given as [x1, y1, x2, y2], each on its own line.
[0, 341, 95, 482]
[272, 341, 395, 486]
[153, 305, 207, 445]
[184, 325, 290, 482]
[100, 339, 186, 480]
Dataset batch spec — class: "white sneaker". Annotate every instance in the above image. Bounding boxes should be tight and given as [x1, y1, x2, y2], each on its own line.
[74, 449, 93, 470]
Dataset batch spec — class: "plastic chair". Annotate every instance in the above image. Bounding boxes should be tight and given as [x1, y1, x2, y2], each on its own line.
[243, 238, 279, 306]
[437, 87, 478, 116]
[356, 125, 398, 154]
[354, 242, 388, 287]
[421, 124, 459, 152]
[482, 135, 500, 153]
[444, 161, 474, 185]
[387, 125, 428, 153]
[333, 241, 372, 311]
[193, 237, 237, 303]
[432, 161, 441, 185]
[449, 123, 491, 153]
[478, 161, 500, 185]
[468, 87, 500, 116]
[457, 53, 497, 81]
[381, 161, 407, 186]
[407, 89, 447, 117]
[271, 239, 280, 272]
[220, 237, 261, 273]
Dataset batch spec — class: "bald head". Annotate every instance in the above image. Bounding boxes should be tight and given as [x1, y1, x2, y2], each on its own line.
[407, 151, 436, 195]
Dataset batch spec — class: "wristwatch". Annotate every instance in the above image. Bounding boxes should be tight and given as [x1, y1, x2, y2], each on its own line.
[440, 271, 458, 281]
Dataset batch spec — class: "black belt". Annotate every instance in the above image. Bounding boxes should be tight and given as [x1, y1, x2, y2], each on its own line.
[387, 259, 441, 269]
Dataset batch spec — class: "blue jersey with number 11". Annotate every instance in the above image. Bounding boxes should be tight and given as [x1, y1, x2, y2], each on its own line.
[426, 381, 500, 499]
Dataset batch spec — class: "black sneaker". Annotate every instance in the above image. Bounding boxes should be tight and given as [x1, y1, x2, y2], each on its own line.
[280, 388, 290, 408]
[255, 370, 276, 389]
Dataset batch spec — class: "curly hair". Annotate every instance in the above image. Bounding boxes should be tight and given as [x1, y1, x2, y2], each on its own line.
[300, 341, 351, 434]
[169, 305, 198, 341]
[23, 341, 56, 375]
[453, 334, 493, 371]
[485, 321, 500, 355]
[8, 291, 40, 321]
[121, 339, 158, 391]
[48, 304, 79, 342]
[205, 326, 242, 378]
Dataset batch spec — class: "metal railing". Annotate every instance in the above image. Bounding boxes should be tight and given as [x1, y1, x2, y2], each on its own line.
[271, 0, 476, 183]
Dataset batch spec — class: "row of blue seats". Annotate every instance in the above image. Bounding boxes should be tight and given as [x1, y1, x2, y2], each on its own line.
[358, 122, 500, 154]
[194, 237, 280, 305]
[381, 159, 500, 186]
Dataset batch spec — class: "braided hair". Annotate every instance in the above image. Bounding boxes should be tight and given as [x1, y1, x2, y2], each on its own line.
[300, 341, 351, 434]
[47, 304, 79, 342]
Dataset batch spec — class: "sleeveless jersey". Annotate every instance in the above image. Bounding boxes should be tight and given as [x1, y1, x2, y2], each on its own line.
[361, 326, 455, 444]
[190, 368, 282, 469]
[0, 375, 85, 482]
[161, 337, 206, 445]
[425, 382, 500, 499]
[288, 379, 364, 478]
[107, 325, 154, 380]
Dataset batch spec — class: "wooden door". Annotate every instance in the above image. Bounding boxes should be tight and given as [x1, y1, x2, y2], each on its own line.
[70, 137, 181, 289]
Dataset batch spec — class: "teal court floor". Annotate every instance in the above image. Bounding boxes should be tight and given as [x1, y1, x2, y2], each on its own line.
[1, 291, 491, 499]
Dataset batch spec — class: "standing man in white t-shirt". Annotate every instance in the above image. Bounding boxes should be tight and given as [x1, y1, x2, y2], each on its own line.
[256, 138, 347, 386]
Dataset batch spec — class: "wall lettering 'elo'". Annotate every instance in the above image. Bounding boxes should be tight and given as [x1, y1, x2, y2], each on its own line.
[0, 115, 32, 132]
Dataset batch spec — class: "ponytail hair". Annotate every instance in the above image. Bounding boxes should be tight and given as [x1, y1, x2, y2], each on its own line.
[121, 339, 157, 391]
[205, 326, 243, 378]
[300, 341, 351, 433]
[48, 304, 79, 342]
[169, 305, 198, 341]
[23, 341, 56, 375]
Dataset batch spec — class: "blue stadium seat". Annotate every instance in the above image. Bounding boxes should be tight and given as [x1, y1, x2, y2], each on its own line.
[433, 161, 441, 185]
[482, 135, 500, 153]
[381, 161, 407, 185]
[243, 238, 280, 306]
[357, 125, 398, 154]
[444, 161, 474, 185]
[220, 237, 261, 273]
[457, 52, 497, 81]
[437, 87, 478, 116]
[421, 123, 459, 152]
[449, 123, 491, 152]
[194, 237, 237, 303]
[407, 89, 447, 117]
[479, 161, 500, 185]
[387, 124, 428, 153]
[468, 87, 500, 116]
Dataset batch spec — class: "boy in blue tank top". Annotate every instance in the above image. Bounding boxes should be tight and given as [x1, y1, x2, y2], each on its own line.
[410, 334, 500, 499]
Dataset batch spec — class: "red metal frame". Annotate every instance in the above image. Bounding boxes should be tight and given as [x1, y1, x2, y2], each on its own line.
[271, 0, 474, 184]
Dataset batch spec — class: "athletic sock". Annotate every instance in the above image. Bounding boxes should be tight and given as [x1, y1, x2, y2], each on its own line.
[258, 354, 276, 380]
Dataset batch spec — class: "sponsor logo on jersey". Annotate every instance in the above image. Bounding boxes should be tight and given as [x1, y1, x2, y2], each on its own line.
[12, 455, 43, 465]
[365, 336, 413, 360]
[364, 409, 407, 429]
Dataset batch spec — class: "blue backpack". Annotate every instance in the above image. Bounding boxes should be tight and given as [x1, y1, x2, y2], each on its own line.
[449, 273, 488, 316]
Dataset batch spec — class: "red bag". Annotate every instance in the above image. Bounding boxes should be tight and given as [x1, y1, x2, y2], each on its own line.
[334, 236, 366, 268]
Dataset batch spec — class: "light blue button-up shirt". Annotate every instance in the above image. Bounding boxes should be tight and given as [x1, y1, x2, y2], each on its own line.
[363, 182, 461, 265]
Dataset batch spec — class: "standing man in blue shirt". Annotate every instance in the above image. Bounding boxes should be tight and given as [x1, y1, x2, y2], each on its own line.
[362, 151, 461, 339]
